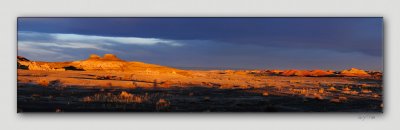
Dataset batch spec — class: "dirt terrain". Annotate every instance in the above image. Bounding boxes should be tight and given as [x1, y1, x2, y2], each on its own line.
[17, 54, 383, 112]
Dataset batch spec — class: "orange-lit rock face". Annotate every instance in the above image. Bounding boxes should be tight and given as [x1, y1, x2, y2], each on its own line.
[68, 54, 178, 72]
[270, 70, 283, 74]
[88, 54, 101, 60]
[281, 70, 298, 76]
[340, 68, 370, 77]
[280, 70, 334, 77]
[309, 70, 334, 77]
[73, 54, 126, 71]
[281, 70, 310, 76]
[86, 54, 124, 61]
[103, 54, 123, 61]
[18, 61, 66, 71]
[17, 54, 180, 73]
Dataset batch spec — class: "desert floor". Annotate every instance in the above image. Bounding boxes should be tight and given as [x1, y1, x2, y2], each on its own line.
[17, 69, 383, 112]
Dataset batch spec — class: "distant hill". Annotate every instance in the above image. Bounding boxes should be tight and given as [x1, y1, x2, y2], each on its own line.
[17, 54, 381, 79]
[17, 54, 180, 74]
[174, 66, 247, 70]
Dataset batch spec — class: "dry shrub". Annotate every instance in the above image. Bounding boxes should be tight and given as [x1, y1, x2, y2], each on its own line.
[120, 91, 134, 98]
[350, 90, 359, 95]
[160, 80, 173, 88]
[80, 91, 147, 103]
[48, 79, 63, 87]
[37, 78, 49, 86]
[81, 96, 93, 102]
[55, 108, 62, 112]
[204, 96, 211, 101]
[156, 98, 170, 111]
[188, 92, 194, 96]
[330, 98, 340, 103]
[318, 88, 324, 94]
[361, 89, 372, 94]
[343, 87, 351, 91]
[106, 82, 113, 87]
[313, 94, 324, 100]
[328, 86, 337, 91]
[339, 96, 347, 101]
[262, 92, 269, 96]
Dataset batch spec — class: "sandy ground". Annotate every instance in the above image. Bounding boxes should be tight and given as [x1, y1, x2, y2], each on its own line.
[17, 69, 383, 112]
[17, 69, 377, 88]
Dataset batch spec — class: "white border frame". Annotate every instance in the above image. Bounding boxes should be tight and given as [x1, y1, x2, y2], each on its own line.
[2, 0, 399, 130]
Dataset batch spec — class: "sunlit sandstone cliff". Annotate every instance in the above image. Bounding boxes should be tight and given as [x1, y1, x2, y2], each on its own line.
[18, 54, 180, 74]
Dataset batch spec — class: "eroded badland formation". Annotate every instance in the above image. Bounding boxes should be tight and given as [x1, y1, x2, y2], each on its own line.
[18, 54, 382, 88]
[17, 54, 383, 112]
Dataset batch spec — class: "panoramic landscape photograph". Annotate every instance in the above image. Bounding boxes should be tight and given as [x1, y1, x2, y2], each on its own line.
[17, 17, 383, 112]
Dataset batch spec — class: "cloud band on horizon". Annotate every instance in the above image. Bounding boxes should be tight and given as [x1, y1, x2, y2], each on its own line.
[18, 31, 183, 50]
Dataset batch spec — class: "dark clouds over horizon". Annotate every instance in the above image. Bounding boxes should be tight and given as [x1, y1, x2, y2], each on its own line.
[17, 17, 383, 70]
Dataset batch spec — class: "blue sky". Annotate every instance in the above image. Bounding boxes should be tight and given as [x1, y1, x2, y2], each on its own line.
[17, 17, 383, 70]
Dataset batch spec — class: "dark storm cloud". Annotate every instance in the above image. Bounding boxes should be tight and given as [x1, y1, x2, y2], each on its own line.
[18, 17, 383, 57]
[17, 18, 383, 70]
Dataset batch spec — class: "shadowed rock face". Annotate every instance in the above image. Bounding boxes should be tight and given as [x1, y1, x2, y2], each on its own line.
[17, 56, 30, 61]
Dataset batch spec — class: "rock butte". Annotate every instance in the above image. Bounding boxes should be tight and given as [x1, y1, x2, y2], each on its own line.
[17, 54, 179, 73]
[339, 68, 371, 77]
[87, 54, 124, 61]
